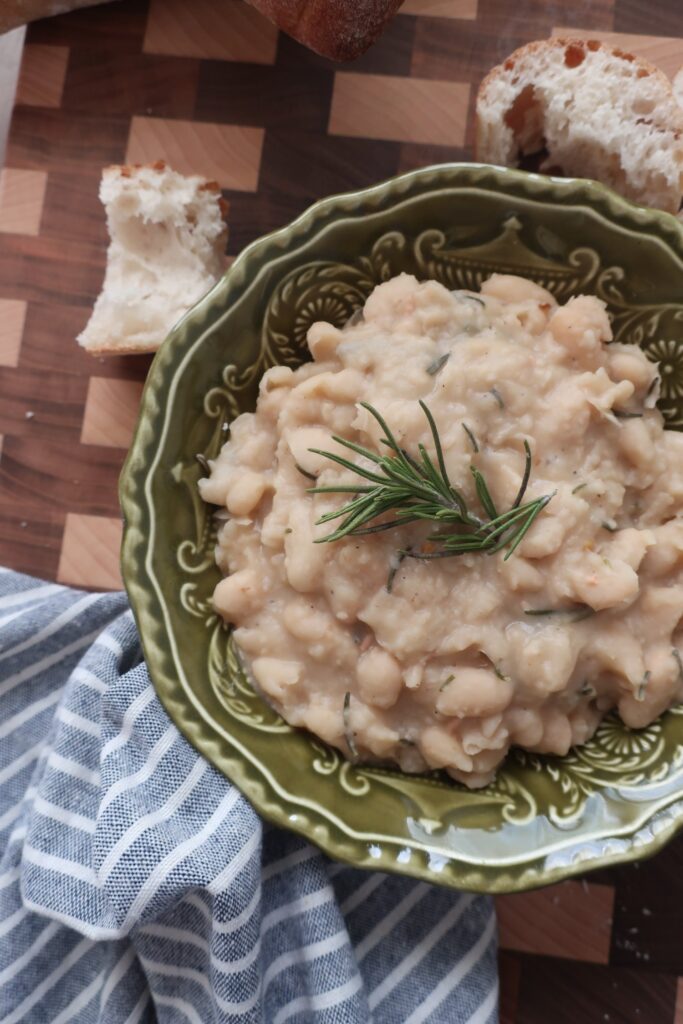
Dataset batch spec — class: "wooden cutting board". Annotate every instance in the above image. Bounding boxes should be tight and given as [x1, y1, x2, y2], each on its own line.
[0, 1, 682, 1019]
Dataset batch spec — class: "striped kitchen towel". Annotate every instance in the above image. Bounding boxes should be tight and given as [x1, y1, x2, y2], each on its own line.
[0, 568, 498, 1023]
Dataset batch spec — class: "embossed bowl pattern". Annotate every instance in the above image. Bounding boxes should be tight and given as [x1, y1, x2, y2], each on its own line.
[120, 164, 683, 893]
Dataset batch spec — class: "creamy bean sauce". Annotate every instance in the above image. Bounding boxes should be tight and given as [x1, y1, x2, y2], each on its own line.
[199, 273, 683, 787]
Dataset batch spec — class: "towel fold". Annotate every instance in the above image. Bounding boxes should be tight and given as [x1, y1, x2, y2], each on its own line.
[0, 568, 498, 1023]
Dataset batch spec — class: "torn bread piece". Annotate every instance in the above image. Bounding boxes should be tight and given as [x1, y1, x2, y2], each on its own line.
[78, 162, 228, 356]
[476, 39, 683, 214]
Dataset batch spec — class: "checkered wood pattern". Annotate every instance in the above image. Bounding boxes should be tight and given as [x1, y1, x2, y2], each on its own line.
[1, 0, 682, 1018]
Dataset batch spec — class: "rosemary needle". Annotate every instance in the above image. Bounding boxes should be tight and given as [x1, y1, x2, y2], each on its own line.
[309, 401, 553, 560]
[343, 692, 358, 758]
[462, 423, 479, 453]
[426, 353, 450, 376]
[489, 387, 505, 410]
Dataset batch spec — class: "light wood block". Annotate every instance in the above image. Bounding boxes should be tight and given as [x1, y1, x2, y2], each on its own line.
[126, 116, 264, 192]
[57, 513, 123, 591]
[81, 377, 145, 449]
[400, 0, 478, 18]
[0, 168, 47, 236]
[329, 73, 470, 146]
[0, 298, 26, 367]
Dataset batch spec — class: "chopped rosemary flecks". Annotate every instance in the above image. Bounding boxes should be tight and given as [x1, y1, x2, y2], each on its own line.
[579, 681, 596, 697]
[489, 387, 505, 410]
[646, 376, 660, 399]
[454, 291, 485, 307]
[196, 453, 210, 473]
[601, 519, 618, 533]
[386, 549, 408, 593]
[613, 409, 643, 419]
[295, 462, 318, 482]
[673, 647, 683, 681]
[636, 671, 651, 702]
[284, 527, 293, 534]
[572, 482, 588, 495]
[462, 422, 479, 453]
[399, 737, 416, 747]
[308, 402, 553, 561]
[426, 353, 450, 377]
[479, 650, 508, 680]
[343, 692, 358, 759]
[524, 605, 594, 622]
[439, 674, 455, 691]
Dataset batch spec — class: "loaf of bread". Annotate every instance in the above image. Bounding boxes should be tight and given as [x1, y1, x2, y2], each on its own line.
[1, 0, 404, 60]
[476, 39, 683, 214]
[246, 0, 404, 60]
[78, 162, 228, 356]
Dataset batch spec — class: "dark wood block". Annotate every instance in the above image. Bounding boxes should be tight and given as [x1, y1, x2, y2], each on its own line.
[0, 498, 64, 581]
[7, 108, 129, 174]
[515, 956, 678, 1024]
[0, 235, 104, 307]
[0, 436, 125, 517]
[62, 51, 200, 119]
[195, 60, 334, 133]
[0, 366, 87, 442]
[26, 0, 149, 51]
[610, 833, 683, 974]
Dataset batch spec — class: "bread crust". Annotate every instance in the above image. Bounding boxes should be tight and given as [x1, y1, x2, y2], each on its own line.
[246, 0, 404, 61]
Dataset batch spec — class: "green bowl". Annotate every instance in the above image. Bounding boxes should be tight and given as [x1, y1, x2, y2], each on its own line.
[120, 163, 683, 894]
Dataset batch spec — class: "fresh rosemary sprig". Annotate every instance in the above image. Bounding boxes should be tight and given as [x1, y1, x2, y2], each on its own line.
[307, 401, 554, 560]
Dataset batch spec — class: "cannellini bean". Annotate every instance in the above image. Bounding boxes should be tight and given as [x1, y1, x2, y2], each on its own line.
[356, 646, 403, 709]
[282, 600, 331, 642]
[284, 510, 327, 593]
[436, 668, 513, 718]
[498, 556, 546, 593]
[226, 471, 268, 516]
[608, 348, 656, 390]
[260, 365, 295, 392]
[505, 707, 544, 746]
[213, 570, 262, 620]
[549, 295, 612, 352]
[604, 528, 654, 571]
[618, 418, 656, 471]
[639, 586, 683, 636]
[304, 704, 343, 746]
[362, 719, 402, 758]
[296, 369, 364, 403]
[568, 553, 639, 611]
[518, 516, 566, 559]
[307, 322, 344, 362]
[420, 726, 473, 773]
[480, 273, 555, 307]
[286, 426, 346, 477]
[531, 709, 573, 755]
[507, 624, 577, 695]
[251, 657, 302, 701]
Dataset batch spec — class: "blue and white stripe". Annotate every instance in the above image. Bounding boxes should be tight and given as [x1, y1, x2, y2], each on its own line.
[0, 569, 497, 1022]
